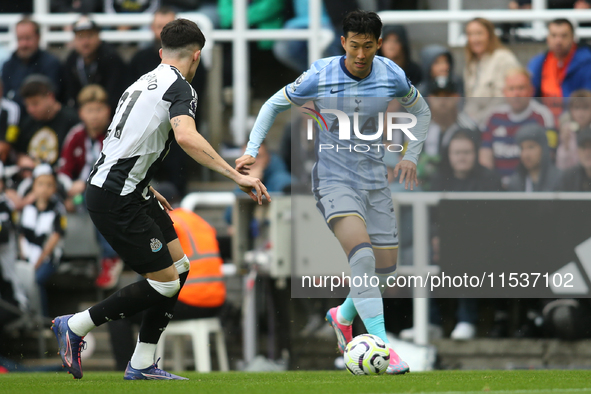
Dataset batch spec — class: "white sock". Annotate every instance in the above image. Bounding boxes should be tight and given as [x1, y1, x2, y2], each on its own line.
[67, 309, 96, 337]
[173, 255, 190, 275]
[336, 307, 353, 326]
[130, 340, 157, 370]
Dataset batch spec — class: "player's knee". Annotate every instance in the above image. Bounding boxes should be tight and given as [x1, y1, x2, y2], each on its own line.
[147, 278, 181, 298]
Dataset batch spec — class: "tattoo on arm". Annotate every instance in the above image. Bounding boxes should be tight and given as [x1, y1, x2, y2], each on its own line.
[172, 118, 181, 129]
[202, 150, 215, 160]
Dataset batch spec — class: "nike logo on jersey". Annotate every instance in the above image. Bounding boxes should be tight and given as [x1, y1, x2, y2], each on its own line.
[330, 88, 345, 94]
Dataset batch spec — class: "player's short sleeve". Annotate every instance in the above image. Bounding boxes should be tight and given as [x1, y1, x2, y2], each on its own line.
[163, 77, 198, 120]
[283, 68, 320, 106]
[395, 76, 419, 108]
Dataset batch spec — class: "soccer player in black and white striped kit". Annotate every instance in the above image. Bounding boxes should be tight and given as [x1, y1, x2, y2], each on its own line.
[51, 18, 271, 380]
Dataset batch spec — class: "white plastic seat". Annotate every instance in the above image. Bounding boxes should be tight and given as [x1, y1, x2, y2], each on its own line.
[155, 317, 229, 372]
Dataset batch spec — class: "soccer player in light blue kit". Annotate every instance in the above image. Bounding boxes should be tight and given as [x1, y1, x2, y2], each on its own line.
[236, 10, 430, 375]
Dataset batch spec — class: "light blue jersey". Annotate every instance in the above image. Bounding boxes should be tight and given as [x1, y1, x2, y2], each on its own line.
[244, 54, 429, 192]
[283, 55, 419, 191]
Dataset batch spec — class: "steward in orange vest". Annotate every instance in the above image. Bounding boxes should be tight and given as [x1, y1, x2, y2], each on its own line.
[170, 208, 226, 314]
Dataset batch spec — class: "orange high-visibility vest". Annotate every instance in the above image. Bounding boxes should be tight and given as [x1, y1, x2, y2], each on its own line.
[170, 208, 226, 308]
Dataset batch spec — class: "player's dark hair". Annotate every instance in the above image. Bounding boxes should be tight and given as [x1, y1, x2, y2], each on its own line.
[342, 10, 382, 41]
[161, 18, 206, 51]
[17, 16, 40, 36]
[20, 74, 55, 98]
[548, 18, 575, 34]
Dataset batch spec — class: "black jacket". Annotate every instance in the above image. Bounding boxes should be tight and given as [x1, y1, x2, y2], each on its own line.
[559, 165, 591, 192]
[62, 41, 128, 110]
[1, 49, 62, 108]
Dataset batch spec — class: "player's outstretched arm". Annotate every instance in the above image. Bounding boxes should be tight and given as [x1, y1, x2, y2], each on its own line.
[236, 87, 292, 174]
[172, 115, 272, 204]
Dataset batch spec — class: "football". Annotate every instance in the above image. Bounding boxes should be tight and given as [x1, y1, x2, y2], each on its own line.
[343, 334, 390, 375]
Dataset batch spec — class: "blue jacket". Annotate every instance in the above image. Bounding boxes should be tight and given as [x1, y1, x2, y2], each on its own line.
[528, 45, 591, 98]
[1, 49, 62, 108]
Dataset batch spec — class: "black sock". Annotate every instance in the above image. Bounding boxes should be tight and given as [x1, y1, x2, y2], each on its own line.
[138, 271, 189, 344]
[89, 279, 170, 326]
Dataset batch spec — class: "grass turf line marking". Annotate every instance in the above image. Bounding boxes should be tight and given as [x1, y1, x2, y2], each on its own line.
[364, 388, 591, 394]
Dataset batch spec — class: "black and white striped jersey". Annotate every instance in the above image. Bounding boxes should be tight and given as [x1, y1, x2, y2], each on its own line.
[0, 97, 20, 144]
[19, 196, 66, 266]
[88, 64, 198, 197]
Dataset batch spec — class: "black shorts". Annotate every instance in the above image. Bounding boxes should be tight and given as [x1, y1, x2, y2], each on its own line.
[85, 185, 178, 275]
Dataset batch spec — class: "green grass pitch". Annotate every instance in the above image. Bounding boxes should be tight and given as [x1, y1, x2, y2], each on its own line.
[2, 370, 591, 394]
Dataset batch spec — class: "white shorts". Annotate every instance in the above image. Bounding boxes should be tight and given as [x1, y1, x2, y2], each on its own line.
[315, 185, 398, 249]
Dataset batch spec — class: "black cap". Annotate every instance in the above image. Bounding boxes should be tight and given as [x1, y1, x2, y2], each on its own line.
[73, 16, 99, 33]
[577, 127, 591, 146]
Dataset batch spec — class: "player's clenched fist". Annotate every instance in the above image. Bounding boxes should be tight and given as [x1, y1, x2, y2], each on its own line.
[235, 154, 256, 175]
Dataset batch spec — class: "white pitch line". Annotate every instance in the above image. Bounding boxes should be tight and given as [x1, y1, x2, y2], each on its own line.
[364, 388, 591, 394]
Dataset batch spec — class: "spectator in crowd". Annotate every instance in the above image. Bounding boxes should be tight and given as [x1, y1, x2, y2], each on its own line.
[273, 0, 336, 73]
[431, 129, 502, 193]
[463, 17, 520, 122]
[417, 44, 463, 97]
[62, 16, 128, 111]
[0, 80, 20, 163]
[59, 85, 108, 212]
[480, 68, 556, 187]
[108, 204, 226, 371]
[50, 0, 103, 13]
[556, 90, 591, 170]
[379, 25, 422, 85]
[421, 129, 501, 341]
[1, 18, 61, 109]
[560, 126, 591, 191]
[322, 0, 357, 45]
[129, 7, 206, 195]
[528, 19, 591, 120]
[218, 0, 285, 88]
[104, 0, 160, 14]
[507, 123, 562, 191]
[0, 162, 26, 324]
[58, 85, 122, 289]
[528, 19, 591, 117]
[16, 75, 79, 167]
[419, 80, 478, 189]
[3, 154, 36, 209]
[129, 7, 177, 81]
[218, 0, 284, 51]
[18, 163, 66, 317]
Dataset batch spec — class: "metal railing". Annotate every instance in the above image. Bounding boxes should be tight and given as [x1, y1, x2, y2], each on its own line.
[394, 191, 591, 346]
[0, 0, 333, 146]
[2, 1, 591, 145]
